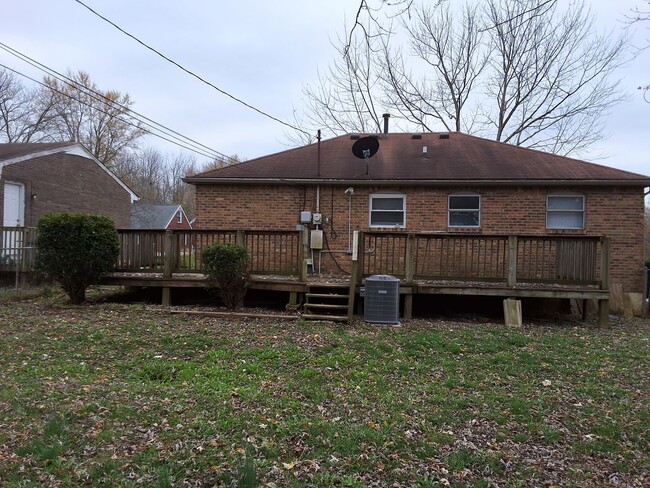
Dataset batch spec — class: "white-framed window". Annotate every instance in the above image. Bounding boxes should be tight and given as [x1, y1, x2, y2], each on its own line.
[177, 211, 183, 224]
[448, 194, 480, 228]
[546, 195, 585, 229]
[369, 193, 406, 228]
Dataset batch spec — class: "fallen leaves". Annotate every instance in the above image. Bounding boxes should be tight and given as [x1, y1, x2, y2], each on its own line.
[0, 299, 648, 486]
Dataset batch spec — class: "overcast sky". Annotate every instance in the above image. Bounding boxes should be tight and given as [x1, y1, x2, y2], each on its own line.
[1, 0, 648, 177]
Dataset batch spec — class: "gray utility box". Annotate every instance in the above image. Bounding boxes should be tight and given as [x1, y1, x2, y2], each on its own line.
[364, 275, 400, 325]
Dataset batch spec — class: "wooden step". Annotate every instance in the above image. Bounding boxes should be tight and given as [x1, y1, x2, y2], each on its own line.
[306, 293, 348, 299]
[304, 303, 348, 310]
[308, 283, 349, 289]
[302, 313, 348, 322]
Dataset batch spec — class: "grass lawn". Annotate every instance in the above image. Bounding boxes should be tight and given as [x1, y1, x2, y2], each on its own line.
[0, 292, 648, 487]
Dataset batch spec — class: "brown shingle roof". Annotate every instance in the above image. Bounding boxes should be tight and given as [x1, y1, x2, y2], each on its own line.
[187, 132, 650, 185]
[0, 142, 77, 161]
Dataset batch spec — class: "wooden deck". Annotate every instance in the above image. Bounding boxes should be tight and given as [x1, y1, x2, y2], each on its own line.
[102, 229, 612, 327]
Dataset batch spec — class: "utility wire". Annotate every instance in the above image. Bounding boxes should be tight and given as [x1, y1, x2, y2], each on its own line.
[1, 60, 306, 185]
[73, 0, 311, 137]
[0, 42, 236, 161]
[0, 62, 220, 160]
[0, 44, 310, 183]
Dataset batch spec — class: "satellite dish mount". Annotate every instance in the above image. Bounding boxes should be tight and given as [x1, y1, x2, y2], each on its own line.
[352, 136, 380, 175]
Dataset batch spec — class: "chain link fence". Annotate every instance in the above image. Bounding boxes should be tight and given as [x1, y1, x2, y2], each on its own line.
[0, 227, 42, 289]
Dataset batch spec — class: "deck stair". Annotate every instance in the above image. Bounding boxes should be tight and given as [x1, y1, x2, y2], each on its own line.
[302, 283, 350, 323]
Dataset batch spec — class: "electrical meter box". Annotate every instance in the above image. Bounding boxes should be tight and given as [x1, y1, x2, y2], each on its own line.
[300, 211, 312, 224]
[312, 212, 322, 224]
[310, 229, 323, 249]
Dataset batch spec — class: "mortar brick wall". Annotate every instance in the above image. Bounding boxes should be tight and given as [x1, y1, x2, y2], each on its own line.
[1, 153, 132, 228]
[195, 184, 646, 294]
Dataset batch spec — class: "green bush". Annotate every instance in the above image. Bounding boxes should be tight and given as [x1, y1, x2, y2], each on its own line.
[645, 258, 650, 268]
[202, 243, 249, 310]
[36, 212, 119, 304]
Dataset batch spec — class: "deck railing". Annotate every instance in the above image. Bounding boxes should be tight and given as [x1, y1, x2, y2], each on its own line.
[116, 229, 608, 288]
[0, 227, 38, 288]
[360, 231, 608, 288]
[0, 226, 38, 270]
[4, 227, 609, 290]
[116, 229, 302, 276]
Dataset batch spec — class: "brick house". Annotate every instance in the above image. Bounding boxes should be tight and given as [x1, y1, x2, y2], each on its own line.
[0, 142, 137, 228]
[130, 203, 192, 231]
[186, 131, 650, 313]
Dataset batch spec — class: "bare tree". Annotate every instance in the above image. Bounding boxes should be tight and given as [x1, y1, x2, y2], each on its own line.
[627, 1, 650, 102]
[289, 1, 417, 145]
[484, 0, 627, 155]
[382, 2, 487, 133]
[197, 154, 244, 173]
[0, 68, 53, 142]
[39, 70, 145, 167]
[298, 0, 630, 156]
[292, 34, 384, 146]
[113, 147, 199, 219]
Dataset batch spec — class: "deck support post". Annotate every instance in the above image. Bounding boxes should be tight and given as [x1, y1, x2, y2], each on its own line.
[404, 294, 413, 320]
[503, 298, 522, 327]
[507, 236, 518, 288]
[598, 299, 610, 329]
[162, 287, 171, 307]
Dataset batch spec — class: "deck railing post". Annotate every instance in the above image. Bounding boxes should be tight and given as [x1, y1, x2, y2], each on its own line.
[597, 237, 611, 329]
[507, 235, 518, 288]
[236, 230, 246, 247]
[356, 231, 365, 284]
[298, 230, 308, 282]
[599, 237, 611, 291]
[161, 230, 174, 307]
[405, 233, 415, 283]
[163, 230, 173, 279]
[346, 231, 360, 325]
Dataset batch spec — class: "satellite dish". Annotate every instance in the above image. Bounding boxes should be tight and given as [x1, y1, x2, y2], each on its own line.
[352, 136, 379, 159]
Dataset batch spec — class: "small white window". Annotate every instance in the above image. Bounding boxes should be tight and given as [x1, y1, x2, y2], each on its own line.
[177, 211, 183, 224]
[448, 194, 480, 227]
[547, 195, 584, 229]
[369, 193, 406, 228]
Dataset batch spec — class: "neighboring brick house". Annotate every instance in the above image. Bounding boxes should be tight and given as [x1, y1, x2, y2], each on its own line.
[130, 203, 192, 230]
[0, 142, 137, 228]
[185, 131, 650, 310]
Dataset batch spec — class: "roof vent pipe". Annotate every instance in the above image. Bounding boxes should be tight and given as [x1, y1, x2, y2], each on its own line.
[382, 113, 390, 134]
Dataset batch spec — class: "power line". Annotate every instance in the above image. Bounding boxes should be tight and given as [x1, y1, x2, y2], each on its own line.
[0, 62, 220, 160]
[73, 0, 311, 137]
[0, 42, 234, 161]
[0, 45, 308, 184]
[0, 61, 306, 186]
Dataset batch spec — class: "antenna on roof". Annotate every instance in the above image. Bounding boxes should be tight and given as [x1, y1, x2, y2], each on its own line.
[352, 136, 380, 176]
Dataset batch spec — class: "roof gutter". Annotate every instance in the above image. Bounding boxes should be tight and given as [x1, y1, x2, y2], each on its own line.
[183, 177, 650, 187]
